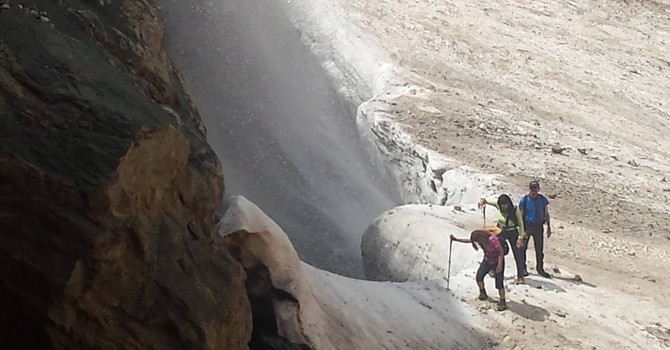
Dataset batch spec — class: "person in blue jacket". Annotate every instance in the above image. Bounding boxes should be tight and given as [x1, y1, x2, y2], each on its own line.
[518, 180, 552, 278]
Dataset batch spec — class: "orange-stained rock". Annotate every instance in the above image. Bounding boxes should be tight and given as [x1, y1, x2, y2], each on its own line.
[0, 1, 251, 348]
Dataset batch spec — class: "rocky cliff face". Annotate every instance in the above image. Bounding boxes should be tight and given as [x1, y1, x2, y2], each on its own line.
[0, 1, 251, 348]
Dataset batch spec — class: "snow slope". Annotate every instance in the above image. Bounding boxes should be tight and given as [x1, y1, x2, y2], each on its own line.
[219, 0, 670, 348]
[362, 204, 670, 349]
[219, 196, 493, 349]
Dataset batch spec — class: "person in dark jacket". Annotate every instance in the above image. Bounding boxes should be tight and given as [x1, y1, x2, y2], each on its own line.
[518, 180, 552, 278]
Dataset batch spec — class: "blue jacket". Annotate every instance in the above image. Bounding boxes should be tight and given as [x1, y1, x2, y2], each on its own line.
[519, 194, 549, 224]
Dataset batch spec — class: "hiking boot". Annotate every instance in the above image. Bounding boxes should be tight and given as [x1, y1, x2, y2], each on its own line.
[497, 300, 507, 311]
[477, 291, 488, 300]
[515, 277, 525, 285]
[537, 268, 551, 278]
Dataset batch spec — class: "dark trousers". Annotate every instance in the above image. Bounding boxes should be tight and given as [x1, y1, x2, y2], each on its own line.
[475, 260, 504, 289]
[499, 229, 524, 278]
[522, 222, 544, 271]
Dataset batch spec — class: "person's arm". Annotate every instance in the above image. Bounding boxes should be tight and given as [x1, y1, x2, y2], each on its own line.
[478, 196, 499, 209]
[450, 234, 471, 244]
[516, 207, 527, 247]
[545, 202, 552, 237]
[516, 207, 526, 237]
[496, 244, 504, 273]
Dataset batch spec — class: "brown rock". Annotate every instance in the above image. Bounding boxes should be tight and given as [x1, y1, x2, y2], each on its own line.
[551, 144, 564, 154]
[0, 1, 251, 348]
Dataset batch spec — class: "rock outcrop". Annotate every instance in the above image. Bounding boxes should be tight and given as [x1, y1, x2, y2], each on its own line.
[219, 196, 324, 350]
[0, 1, 250, 348]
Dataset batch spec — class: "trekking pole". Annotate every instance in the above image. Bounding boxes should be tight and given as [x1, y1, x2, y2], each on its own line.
[447, 238, 453, 290]
[482, 205, 486, 227]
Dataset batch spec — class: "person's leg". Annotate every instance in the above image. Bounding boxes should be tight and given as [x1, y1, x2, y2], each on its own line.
[520, 224, 530, 276]
[533, 225, 549, 277]
[475, 260, 491, 300]
[504, 229, 524, 279]
[495, 261, 507, 310]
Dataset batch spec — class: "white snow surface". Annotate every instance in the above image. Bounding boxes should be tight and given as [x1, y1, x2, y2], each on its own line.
[361, 204, 670, 349]
[361, 204, 481, 282]
[282, 0, 508, 206]
[216, 0, 670, 349]
[280, 0, 399, 100]
[219, 196, 492, 349]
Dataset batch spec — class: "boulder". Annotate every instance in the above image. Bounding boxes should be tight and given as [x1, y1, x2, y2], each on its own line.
[361, 204, 480, 282]
[0, 1, 250, 348]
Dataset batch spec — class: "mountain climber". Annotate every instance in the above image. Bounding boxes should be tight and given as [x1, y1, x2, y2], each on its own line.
[478, 194, 528, 284]
[518, 180, 552, 278]
[450, 230, 507, 311]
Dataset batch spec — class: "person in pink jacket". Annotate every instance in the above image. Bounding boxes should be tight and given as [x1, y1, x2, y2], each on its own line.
[451, 230, 507, 311]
